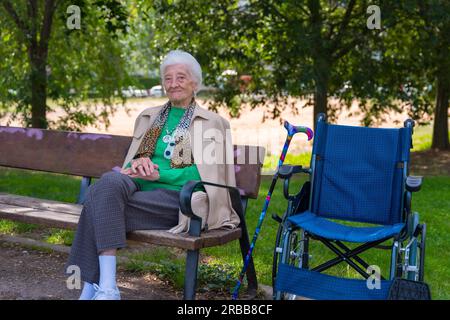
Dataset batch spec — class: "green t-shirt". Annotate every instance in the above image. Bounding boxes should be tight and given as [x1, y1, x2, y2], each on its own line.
[125, 106, 204, 192]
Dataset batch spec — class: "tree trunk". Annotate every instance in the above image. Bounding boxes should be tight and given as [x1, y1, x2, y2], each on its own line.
[314, 79, 328, 128]
[30, 53, 48, 129]
[313, 57, 330, 128]
[432, 75, 449, 150]
[27, 0, 56, 129]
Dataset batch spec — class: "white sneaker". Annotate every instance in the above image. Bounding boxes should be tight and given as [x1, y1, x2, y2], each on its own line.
[92, 284, 121, 300]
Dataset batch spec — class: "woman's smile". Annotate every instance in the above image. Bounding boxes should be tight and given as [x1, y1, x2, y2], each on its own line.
[163, 63, 197, 107]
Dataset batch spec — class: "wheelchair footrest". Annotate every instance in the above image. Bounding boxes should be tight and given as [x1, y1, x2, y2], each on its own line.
[275, 263, 393, 300]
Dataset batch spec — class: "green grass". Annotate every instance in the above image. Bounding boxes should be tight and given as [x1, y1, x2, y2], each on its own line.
[263, 152, 311, 172]
[0, 168, 81, 202]
[122, 248, 236, 293]
[0, 168, 82, 244]
[122, 247, 186, 289]
[204, 175, 450, 299]
[0, 158, 449, 299]
[44, 229, 75, 246]
[412, 125, 433, 152]
[0, 219, 39, 234]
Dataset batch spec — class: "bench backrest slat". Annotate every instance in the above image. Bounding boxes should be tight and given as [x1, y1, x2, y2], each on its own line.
[0, 126, 265, 199]
[0, 127, 131, 178]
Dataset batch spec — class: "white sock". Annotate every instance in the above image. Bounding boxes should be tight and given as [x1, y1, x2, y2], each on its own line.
[79, 282, 95, 300]
[98, 255, 117, 290]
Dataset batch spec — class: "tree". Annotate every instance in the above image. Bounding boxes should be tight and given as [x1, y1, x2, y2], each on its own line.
[0, 0, 131, 130]
[417, 0, 450, 150]
[145, 0, 390, 127]
[145, 0, 448, 150]
[366, 0, 449, 150]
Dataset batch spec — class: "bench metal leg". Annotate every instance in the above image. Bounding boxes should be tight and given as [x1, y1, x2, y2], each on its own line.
[76, 176, 92, 204]
[184, 249, 199, 300]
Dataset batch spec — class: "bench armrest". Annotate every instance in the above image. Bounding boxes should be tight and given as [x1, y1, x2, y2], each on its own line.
[180, 180, 245, 237]
[406, 176, 423, 192]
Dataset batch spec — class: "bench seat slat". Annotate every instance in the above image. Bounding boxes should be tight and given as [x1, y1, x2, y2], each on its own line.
[128, 228, 242, 251]
[0, 193, 82, 216]
[0, 193, 242, 250]
[0, 203, 80, 229]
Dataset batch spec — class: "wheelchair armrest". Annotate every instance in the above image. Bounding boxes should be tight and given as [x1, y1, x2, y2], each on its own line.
[278, 165, 310, 179]
[180, 180, 245, 236]
[406, 176, 423, 192]
[277, 165, 310, 200]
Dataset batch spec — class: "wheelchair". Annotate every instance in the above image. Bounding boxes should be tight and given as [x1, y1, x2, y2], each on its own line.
[272, 114, 427, 300]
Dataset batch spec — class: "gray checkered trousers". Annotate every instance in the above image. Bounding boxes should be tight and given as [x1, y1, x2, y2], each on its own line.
[65, 171, 180, 284]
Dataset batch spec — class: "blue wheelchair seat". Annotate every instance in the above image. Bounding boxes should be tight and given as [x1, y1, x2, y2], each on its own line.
[288, 211, 405, 243]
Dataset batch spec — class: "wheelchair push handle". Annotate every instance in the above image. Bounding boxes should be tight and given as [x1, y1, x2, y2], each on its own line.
[284, 121, 314, 140]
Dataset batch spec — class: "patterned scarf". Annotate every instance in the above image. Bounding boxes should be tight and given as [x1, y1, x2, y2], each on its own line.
[133, 99, 196, 168]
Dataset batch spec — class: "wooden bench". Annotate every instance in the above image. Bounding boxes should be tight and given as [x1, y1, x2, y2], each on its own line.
[0, 126, 265, 300]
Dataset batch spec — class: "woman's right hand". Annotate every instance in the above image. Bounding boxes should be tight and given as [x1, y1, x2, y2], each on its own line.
[120, 166, 160, 181]
[130, 157, 159, 177]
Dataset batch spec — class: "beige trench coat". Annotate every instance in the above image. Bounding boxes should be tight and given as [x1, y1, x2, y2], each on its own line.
[122, 103, 240, 232]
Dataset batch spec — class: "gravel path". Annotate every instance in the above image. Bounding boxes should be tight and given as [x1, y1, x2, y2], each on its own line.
[0, 241, 186, 300]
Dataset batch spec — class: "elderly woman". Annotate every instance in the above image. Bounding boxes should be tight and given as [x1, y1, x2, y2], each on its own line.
[66, 50, 239, 300]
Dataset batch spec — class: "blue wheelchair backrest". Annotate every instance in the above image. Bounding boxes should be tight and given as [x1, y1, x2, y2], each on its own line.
[310, 120, 412, 225]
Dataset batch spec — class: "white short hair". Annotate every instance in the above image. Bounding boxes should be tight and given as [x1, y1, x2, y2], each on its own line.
[160, 50, 203, 90]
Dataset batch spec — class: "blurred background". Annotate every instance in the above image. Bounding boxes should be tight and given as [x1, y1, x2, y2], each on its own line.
[0, 1, 448, 156]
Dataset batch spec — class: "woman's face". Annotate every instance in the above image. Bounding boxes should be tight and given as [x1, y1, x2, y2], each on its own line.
[163, 64, 197, 107]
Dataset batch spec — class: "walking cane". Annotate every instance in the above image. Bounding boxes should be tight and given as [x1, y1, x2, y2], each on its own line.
[232, 121, 313, 300]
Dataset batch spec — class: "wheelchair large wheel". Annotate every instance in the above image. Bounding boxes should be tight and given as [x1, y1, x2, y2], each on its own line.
[418, 223, 426, 281]
[272, 210, 291, 290]
[395, 213, 426, 282]
[272, 182, 311, 290]
[405, 213, 426, 281]
[275, 226, 307, 300]
[272, 214, 286, 290]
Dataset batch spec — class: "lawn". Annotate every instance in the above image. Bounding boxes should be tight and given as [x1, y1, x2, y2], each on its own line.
[0, 166, 448, 299]
[204, 174, 450, 299]
[0, 125, 449, 299]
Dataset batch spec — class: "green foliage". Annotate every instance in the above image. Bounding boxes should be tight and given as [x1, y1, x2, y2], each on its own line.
[132, 75, 161, 89]
[197, 260, 237, 293]
[0, 0, 132, 130]
[144, 1, 391, 120]
[44, 229, 74, 246]
[143, 0, 448, 146]
[0, 219, 39, 235]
